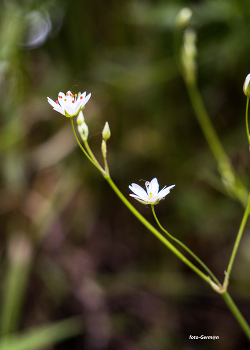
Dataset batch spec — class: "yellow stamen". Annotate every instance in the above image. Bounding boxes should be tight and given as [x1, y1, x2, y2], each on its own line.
[148, 193, 153, 199]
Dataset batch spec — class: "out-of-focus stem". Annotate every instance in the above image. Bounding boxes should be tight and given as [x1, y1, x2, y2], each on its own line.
[186, 81, 248, 206]
[0, 235, 32, 336]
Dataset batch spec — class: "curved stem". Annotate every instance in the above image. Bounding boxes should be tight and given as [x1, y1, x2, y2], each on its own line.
[105, 176, 211, 285]
[151, 205, 220, 285]
[221, 291, 250, 341]
[186, 81, 248, 206]
[187, 83, 226, 163]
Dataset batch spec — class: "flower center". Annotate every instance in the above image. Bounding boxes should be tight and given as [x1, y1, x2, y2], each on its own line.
[148, 193, 153, 199]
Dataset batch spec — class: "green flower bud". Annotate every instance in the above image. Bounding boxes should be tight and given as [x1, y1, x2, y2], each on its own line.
[77, 110, 85, 125]
[102, 122, 111, 141]
[181, 29, 197, 84]
[176, 8, 192, 29]
[101, 139, 107, 158]
[243, 74, 250, 97]
[78, 122, 89, 141]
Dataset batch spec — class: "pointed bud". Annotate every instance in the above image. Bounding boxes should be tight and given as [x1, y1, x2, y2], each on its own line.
[78, 122, 89, 141]
[101, 139, 107, 158]
[181, 29, 197, 84]
[102, 122, 111, 141]
[243, 74, 250, 97]
[176, 8, 192, 29]
[77, 110, 85, 125]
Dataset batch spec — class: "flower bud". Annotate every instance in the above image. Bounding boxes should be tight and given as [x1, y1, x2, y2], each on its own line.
[102, 122, 111, 141]
[77, 110, 85, 125]
[176, 8, 192, 29]
[78, 122, 89, 141]
[181, 29, 197, 84]
[101, 139, 107, 158]
[243, 74, 250, 97]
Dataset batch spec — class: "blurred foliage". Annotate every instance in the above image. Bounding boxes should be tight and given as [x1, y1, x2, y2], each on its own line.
[1, 0, 250, 349]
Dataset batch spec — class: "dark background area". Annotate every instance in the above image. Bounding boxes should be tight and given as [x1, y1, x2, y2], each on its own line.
[1, 0, 250, 349]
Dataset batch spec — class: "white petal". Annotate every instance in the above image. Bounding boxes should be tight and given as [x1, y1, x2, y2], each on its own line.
[74, 98, 82, 111]
[148, 178, 159, 196]
[244, 74, 250, 91]
[145, 181, 150, 193]
[64, 105, 78, 116]
[47, 97, 57, 108]
[66, 91, 73, 97]
[74, 92, 90, 113]
[155, 185, 175, 200]
[83, 92, 91, 105]
[57, 92, 66, 103]
[148, 197, 159, 204]
[59, 96, 69, 110]
[63, 97, 78, 115]
[129, 194, 149, 204]
[79, 93, 91, 109]
[53, 106, 65, 115]
[129, 183, 149, 200]
[79, 91, 86, 99]
[47, 97, 65, 115]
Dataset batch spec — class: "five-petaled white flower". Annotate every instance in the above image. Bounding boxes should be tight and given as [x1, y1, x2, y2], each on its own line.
[47, 91, 91, 117]
[129, 178, 175, 205]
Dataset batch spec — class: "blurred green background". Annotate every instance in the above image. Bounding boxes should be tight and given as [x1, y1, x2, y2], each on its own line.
[1, 0, 250, 349]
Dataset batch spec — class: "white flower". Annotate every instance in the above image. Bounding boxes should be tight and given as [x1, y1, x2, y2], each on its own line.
[47, 90, 91, 117]
[129, 178, 175, 205]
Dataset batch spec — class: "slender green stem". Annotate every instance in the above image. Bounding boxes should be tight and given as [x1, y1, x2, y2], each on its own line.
[151, 205, 220, 285]
[245, 97, 250, 149]
[225, 194, 250, 284]
[221, 291, 250, 341]
[70, 118, 105, 175]
[105, 176, 210, 284]
[83, 140, 102, 168]
[103, 155, 109, 175]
